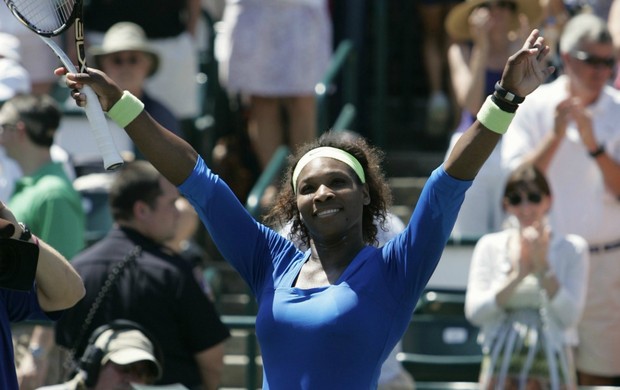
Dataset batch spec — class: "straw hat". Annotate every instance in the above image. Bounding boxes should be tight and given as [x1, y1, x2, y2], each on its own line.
[89, 22, 159, 76]
[445, 0, 543, 41]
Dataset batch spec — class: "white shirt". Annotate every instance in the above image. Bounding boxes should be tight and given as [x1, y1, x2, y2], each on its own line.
[465, 229, 590, 347]
[502, 75, 620, 244]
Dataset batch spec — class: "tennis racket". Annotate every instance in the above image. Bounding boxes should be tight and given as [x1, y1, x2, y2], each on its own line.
[3, 0, 124, 170]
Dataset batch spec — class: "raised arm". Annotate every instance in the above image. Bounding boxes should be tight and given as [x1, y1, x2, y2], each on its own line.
[444, 29, 555, 180]
[55, 67, 198, 186]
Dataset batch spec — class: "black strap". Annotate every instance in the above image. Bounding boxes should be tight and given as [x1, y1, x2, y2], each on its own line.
[63, 245, 142, 373]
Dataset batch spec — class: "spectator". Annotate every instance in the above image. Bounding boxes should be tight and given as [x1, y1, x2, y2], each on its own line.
[37, 320, 163, 390]
[70, 0, 202, 123]
[465, 163, 589, 388]
[418, 0, 462, 137]
[0, 33, 31, 101]
[0, 94, 85, 389]
[55, 160, 230, 390]
[443, 0, 542, 239]
[0, 34, 30, 202]
[607, 0, 620, 88]
[502, 13, 620, 385]
[0, 204, 85, 389]
[215, 0, 332, 170]
[0, 94, 85, 258]
[57, 28, 554, 387]
[0, 7, 58, 95]
[89, 22, 183, 159]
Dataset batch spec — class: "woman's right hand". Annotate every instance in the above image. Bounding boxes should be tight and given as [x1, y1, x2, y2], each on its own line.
[519, 223, 550, 276]
[54, 67, 124, 112]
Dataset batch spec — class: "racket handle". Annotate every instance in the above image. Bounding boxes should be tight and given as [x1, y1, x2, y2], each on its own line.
[42, 37, 123, 170]
[82, 86, 124, 170]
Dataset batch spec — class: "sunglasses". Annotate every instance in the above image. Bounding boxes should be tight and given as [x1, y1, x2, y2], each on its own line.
[506, 192, 542, 206]
[478, 1, 517, 11]
[571, 50, 615, 68]
[109, 54, 141, 66]
[0, 123, 17, 135]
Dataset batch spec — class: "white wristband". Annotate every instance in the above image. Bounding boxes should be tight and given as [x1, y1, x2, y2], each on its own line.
[476, 95, 516, 135]
[106, 90, 145, 128]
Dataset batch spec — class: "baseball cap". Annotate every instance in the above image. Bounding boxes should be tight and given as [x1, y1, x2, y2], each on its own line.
[96, 328, 162, 380]
[0, 33, 22, 62]
[0, 58, 31, 103]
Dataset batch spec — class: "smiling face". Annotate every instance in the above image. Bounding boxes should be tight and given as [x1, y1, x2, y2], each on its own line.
[295, 157, 370, 244]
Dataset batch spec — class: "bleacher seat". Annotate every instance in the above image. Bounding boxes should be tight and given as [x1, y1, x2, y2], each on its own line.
[400, 313, 482, 382]
[415, 288, 467, 316]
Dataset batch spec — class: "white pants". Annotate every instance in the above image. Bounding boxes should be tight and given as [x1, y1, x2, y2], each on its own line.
[576, 247, 620, 375]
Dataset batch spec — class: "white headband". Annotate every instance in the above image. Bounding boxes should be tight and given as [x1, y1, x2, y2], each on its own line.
[292, 146, 366, 193]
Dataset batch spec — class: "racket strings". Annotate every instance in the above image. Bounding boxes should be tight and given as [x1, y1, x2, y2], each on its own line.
[6, 0, 75, 34]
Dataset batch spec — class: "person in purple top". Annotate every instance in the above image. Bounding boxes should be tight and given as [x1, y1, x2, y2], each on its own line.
[58, 29, 554, 389]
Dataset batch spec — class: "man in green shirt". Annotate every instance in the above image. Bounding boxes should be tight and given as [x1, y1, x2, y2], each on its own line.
[0, 94, 85, 389]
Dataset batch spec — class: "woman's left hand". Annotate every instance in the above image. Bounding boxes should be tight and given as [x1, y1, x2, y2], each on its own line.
[499, 29, 555, 98]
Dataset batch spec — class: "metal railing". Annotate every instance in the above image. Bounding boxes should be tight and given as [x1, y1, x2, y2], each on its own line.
[315, 39, 357, 135]
[221, 315, 259, 390]
[245, 145, 290, 218]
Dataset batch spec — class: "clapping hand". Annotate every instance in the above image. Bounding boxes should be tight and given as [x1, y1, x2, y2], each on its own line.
[519, 222, 551, 276]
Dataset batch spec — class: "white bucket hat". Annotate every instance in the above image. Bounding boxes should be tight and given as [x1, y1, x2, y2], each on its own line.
[89, 22, 160, 76]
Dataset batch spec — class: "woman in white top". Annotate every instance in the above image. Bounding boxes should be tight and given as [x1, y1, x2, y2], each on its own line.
[465, 163, 589, 389]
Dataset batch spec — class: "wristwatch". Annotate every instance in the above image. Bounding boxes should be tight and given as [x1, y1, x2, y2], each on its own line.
[18, 222, 32, 241]
[589, 145, 605, 158]
[494, 81, 525, 104]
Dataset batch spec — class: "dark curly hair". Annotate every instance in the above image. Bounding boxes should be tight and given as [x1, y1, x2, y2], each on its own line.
[264, 130, 392, 248]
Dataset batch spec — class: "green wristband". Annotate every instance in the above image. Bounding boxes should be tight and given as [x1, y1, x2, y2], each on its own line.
[106, 90, 145, 128]
[476, 95, 516, 135]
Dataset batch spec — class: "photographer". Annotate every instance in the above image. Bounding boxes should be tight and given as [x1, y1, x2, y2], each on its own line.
[0, 201, 85, 389]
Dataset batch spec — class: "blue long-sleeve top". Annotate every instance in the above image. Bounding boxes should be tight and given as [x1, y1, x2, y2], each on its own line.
[1, 285, 61, 389]
[179, 156, 471, 389]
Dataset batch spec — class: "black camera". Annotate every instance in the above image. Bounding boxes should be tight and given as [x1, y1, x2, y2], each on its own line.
[0, 219, 39, 291]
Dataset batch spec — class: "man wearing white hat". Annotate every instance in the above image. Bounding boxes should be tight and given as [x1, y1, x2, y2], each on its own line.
[89, 22, 183, 159]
